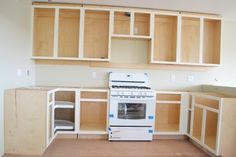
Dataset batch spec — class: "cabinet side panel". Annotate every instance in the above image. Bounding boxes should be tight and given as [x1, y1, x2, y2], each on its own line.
[220, 99, 236, 157]
[4, 89, 47, 155]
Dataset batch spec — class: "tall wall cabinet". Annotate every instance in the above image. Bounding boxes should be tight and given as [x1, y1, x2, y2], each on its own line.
[32, 3, 222, 67]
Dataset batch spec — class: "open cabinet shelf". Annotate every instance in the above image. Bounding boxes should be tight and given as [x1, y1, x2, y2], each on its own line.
[203, 19, 221, 64]
[113, 11, 130, 35]
[54, 90, 76, 133]
[83, 10, 110, 60]
[181, 17, 200, 63]
[80, 101, 107, 132]
[155, 103, 180, 132]
[134, 13, 150, 36]
[33, 8, 55, 57]
[58, 9, 80, 58]
[153, 15, 177, 62]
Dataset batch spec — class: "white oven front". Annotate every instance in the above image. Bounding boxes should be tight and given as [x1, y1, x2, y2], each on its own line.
[109, 97, 156, 127]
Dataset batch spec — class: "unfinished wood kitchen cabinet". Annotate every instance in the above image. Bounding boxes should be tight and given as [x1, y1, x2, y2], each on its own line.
[153, 15, 177, 63]
[181, 17, 200, 63]
[83, 10, 110, 60]
[134, 13, 150, 36]
[203, 19, 221, 64]
[113, 11, 130, 35]
[189, 93, 236, 156]
[155, 92, 182, 133]
[4, 88, 50, 155]
[33, 8, 55, 57]
[54, 89, 78, 134]
[58, 9, 80, 58]
[79, 89, 108, 133]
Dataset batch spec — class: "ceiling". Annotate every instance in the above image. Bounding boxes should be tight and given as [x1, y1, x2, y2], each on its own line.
[33, 0, 236, 20]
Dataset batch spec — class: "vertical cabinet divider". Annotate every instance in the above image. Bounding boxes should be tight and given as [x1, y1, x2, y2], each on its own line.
[176, 15, 182, 64]
[79, 8, 85, 59]
[53, 8, 59, 58]
[130, 11, 134, 36]
[150, 13, 155, 63]
[108, 10, 114, 61]
[199, 17, 204, 64]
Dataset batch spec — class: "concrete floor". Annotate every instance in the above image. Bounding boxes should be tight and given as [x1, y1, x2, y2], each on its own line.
[4, 139, 210, 157]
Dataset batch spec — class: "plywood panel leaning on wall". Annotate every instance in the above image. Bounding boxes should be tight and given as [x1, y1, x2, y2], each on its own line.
[4, 89, 48, 155]
[33, 8, 55, 57]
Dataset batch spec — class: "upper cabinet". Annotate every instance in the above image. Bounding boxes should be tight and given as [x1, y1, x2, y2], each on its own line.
[58, 9, 80, 58]
[112, 11, 151, 38]
[33, 8, 55, 57]
[83, 10, 110, 60]
[32, 3, 222, 67]
[152, 14, 178, 63]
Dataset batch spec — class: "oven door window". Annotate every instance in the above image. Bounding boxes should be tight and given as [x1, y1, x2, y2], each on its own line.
[118, 103, 146, 119]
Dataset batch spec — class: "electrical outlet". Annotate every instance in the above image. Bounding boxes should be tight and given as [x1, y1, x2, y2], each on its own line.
[92, 72, 97, 79]
[187, 75, 195, 82]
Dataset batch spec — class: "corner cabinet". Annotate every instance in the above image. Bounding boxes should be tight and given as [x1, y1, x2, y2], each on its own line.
[187, 93, 236, 157]
[31, 3, 222, 67]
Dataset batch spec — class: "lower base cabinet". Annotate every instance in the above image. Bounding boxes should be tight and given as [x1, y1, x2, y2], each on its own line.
[4, 89, 48, 155]
[188, 93, 236, 157]
[4, 87, 109, 155]
[4, 88, 236, 156]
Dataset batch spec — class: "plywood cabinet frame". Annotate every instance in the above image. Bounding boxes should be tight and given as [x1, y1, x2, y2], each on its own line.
[112, 10, 152, 38]
[154, 91, 188, 135]
[32, 5, 112, 62]
[189, 94, 222, 155]
[32, 3, 222, 67]
[79, 89, 109, 134]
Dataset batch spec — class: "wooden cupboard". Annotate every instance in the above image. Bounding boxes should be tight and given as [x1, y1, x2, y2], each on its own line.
[4, 88, 49, 155]
[32, 3, 221, 68]
[83, 10, 110, 60]
[188, 93, 236, 156]
[58, 9, 80, 58]
[154, 92, 188, 134]
[33, 8, 55, 57]
[4, 87, 108, 155]
[153, 15, 177, 63]
[181, 17, 200, 63]
[79, 89, 108, 133]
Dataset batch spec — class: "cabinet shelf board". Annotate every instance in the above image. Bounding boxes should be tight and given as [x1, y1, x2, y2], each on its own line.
[54, 101, 75, 109]
[112, 34, 151, 39]
[54, 120, 74, 132]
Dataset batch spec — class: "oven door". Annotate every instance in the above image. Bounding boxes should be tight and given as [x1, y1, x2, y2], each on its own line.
[109, 98, 155, 126]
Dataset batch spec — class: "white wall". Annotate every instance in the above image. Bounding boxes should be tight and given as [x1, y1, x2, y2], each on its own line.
[35, 20, 236, 91]
[0, 0, 35, 156]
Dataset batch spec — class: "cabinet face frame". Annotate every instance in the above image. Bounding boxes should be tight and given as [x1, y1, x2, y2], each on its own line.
[31, 4, 222, 67]
[78, 89, 109, 134]
[46, 91, 55, 147]
[82, 8, 111, 61]
[154, 91, 187, 135]
[190, 94, 223, 156]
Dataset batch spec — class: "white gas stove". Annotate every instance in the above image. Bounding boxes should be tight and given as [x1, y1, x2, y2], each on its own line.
[108, 73, 156, 141]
